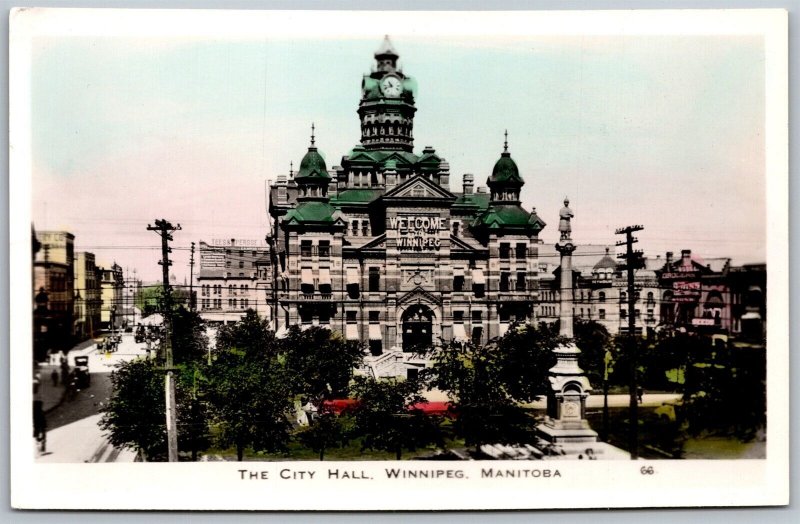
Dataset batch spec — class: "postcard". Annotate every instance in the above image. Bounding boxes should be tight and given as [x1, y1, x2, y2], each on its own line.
[9, 8, 788, 510]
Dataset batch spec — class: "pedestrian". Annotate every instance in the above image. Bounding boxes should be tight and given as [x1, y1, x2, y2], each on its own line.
[637, 386, 644, 404]
[33, 372, 47, 453]
[51, 368, 59, 387]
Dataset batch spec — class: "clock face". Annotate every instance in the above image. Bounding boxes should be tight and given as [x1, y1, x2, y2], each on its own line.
[380, 76, 403, 97]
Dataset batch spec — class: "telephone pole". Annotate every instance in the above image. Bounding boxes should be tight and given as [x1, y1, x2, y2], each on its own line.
[189, 242, 196, 312]
[147, 219, 181, 463]
[616, 224, 644, 460]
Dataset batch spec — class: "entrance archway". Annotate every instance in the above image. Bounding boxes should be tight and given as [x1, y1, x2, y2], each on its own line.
[402, 304, 433, 353]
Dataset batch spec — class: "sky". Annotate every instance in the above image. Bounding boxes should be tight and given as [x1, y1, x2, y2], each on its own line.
[29, 32, 766, 283]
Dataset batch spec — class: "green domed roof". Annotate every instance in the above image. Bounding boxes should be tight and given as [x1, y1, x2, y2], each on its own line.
[295, 146, 329, 182]
[489, 151, 523, 185]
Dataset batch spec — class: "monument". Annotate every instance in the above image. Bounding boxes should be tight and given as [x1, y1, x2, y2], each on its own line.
[537, 198, 599, 444]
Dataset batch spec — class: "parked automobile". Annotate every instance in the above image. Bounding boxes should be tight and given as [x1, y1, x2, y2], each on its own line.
[73, 355, 90, 388]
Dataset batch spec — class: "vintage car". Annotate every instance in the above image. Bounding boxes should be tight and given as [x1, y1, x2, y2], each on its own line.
[73, 355, 90, 388]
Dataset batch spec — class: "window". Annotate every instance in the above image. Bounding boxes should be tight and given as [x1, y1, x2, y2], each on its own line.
[453, 275, 464, 292]
[226, 260, 231, 268]
[242, 299, 248, 309]
[516, 272, 526, 291]
[647, 291, 655, 304]
[620, 291, 627, 302]
[319, 310, 330, 325]
[472, 310, 483, 324]
[352, 221, 359, 236]
[452, 222, 460, 237]
[599, 291, 606, 303]
[362, 222, 369, 236]
[300, 309, 313, 324]
[239, 260, 244, 269]
[369, 311, 380, 323]
[599, 309, 606, 320]
[499, 272, 510, 292]
[300, 240, 312, 257]
[232, 299, 237, 309]
[368, 267, 380, 292]
[499, 243, 511, 259]
[318, 240, 330, 258]
[346, 311, 357, 324]
[453, 311, 464, 323]
[516, 243, 527, 259]
[635, 309, 641, 318]
[471, 326, 483, 345]
[369, 339, 382, 356]
[621, 309, 627, 319]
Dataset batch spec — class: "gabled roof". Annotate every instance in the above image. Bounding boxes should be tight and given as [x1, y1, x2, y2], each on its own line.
[283, 201, 337, 224]
[382, 174, 456, 201]
[473, 204, 544, 232]
[358, 234, 387, 250]
[332, 189, 382, 204]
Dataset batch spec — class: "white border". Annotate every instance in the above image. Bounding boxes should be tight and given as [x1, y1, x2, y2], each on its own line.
[9, 8, 789, 510]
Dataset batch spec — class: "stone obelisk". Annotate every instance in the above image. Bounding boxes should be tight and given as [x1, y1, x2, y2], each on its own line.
[537, 198, 598, 443]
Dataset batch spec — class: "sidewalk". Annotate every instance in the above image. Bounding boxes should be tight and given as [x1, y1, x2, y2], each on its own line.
[423, 388, 681, 409]
[35, 413, 137, 463]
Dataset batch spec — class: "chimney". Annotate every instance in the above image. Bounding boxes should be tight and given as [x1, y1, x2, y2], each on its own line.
[463, 174, 474, 194]
[681, 249, 691, 260]
[666, 251, 673, 265]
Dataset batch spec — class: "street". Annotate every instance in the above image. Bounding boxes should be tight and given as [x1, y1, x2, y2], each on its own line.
[35, 332, 150, 463]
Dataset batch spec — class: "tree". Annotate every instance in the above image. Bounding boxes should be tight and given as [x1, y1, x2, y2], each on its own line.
[215, 309, 275, 359]
[573, 319, 612, 388]
[350, 375, 442, 459]
[99, 359, 166, 461]
[176, 362, 212, 461]
[205, 347, 294, 461]
[280, 325, 366, 407]
[427, 323, 562, 452]
[295, 408, 351, 461]
[170, 307, 209, 365]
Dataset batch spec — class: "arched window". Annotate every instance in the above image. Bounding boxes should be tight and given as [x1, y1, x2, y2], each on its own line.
[599, 291, 606, 303]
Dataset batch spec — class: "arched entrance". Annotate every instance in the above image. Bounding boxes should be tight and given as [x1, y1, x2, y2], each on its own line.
[402, 304, 433, 353]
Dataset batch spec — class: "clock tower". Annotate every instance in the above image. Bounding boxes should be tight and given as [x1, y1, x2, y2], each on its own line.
[358, 35, 418, 152]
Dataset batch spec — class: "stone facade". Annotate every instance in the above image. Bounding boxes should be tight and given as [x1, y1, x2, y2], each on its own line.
[268, 38, 545, 378]
[196, 240, 271, 326]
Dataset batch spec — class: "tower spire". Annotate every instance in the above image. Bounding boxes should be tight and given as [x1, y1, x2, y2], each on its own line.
[503, 129, 508, 153]
[289, 161, 293, 178]
[310, 122, 315, 146]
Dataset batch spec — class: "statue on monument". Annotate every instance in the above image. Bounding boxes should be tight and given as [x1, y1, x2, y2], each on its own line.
[558, 197, 573, 240]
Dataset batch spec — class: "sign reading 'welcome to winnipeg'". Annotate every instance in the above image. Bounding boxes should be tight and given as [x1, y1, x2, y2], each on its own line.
[389, 215, 445, 251]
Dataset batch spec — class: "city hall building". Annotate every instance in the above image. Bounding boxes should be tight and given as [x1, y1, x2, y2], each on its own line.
[267, 37, 546, 378]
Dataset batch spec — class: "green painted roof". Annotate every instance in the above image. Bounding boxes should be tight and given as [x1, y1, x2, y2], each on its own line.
[474, 204, 543, 231]
[284, 201, 336, 224]
[294, 146, 329, 181]
[332, 189, 382, 204]
[489, 152, 524, 185]
[453, 192, 491, 210]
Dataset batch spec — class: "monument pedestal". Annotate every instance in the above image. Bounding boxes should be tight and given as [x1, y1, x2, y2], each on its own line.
[537, 342, 598, 443]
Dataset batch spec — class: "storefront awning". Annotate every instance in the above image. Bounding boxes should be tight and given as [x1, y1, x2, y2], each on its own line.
[369, 324, 382, 341]
[472, 269, 485, 285]
[275, 324, 289, 339]
[498, 322, 509, 337]
[346, 267, 360, 285]
[452, 323, 468, 342]
[318, 267, 331, 286]
[345, 324, 359, 340]
[453, 267, 464, 277]
[301, 268, 314, 286]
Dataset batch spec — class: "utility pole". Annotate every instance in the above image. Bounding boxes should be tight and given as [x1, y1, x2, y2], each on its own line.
[616, 224, 644, 460]
[148, 219, 181, 463]
[189, 242, 196, 312]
